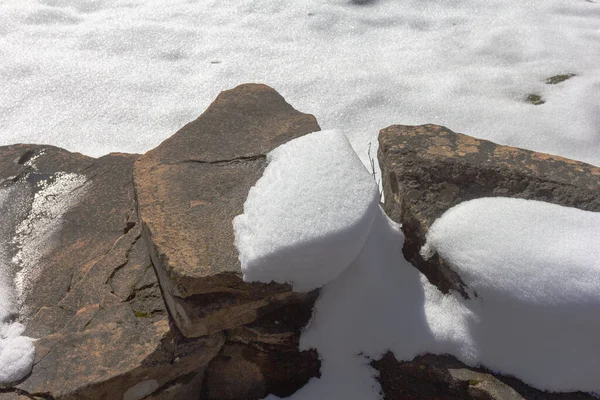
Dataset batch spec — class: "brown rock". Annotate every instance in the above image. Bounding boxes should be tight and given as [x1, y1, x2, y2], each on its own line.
[0, 145, 224, 399]
[372, 353, 596, 400]
[203, 291, 321, 400]
[133, 83, 321, 337]
[378, 124, 600, 297]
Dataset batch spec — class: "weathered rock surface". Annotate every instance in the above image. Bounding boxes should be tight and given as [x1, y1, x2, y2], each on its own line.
[378, 124, 600, 297]
[1, 84, 323, 400]
[372, 352, 596, 400]
[133, 83, 321, 337]
[203, 292, 320, 400]
[0, 144, 224, 399]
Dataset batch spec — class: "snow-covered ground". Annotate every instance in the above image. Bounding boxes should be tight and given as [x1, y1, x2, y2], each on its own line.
[1, 0, 599, 395]
[1, 0, 599, 168]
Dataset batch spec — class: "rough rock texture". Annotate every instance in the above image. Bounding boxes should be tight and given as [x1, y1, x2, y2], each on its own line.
[203, 291, 320, 400]
[0, 144, 224, 399]
[133, 83, 321, 337]
[1, 84, 322, 400]
[372, 353, 596, 400]
[378, 124, 600, 297]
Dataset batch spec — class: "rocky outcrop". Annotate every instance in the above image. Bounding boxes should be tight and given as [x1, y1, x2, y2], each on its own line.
[378, 124, 600, 297]
[1, 84, 322, 400]
[4, 88, 596, 400]
[0, 145, 223, 399]
[133, 83, 321, 338]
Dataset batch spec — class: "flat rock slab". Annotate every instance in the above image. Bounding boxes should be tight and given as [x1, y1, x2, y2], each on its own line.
[0, 145, 224, 399]
[133, 83, 321, 337]
[378, 124, 600, 297]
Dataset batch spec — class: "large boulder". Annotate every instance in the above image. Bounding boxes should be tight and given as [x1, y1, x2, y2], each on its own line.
[378, 124, 600, 297]
[133, 83, 321, 338]
[0, 144, 224, 399]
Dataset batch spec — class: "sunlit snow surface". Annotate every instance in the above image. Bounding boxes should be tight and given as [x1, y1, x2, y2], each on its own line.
[1, 0, 599, 171]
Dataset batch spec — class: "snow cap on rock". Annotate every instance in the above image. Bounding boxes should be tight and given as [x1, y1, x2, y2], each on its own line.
[233, 129, 380, 292]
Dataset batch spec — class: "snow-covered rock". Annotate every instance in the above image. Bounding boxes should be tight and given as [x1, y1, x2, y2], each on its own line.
[379, 124, 600, 297]
[422, 197, 600, 392]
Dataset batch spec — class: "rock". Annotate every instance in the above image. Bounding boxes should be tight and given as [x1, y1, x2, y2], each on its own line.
[372, 352, 596, 400]
[1, 84, 323, 399]
[203, 292, 321, 400]
[378, 124, 600, 297]
[0, 144, 224, 399]
[133, 83, 321, 337]
[0, 393, 30, 400]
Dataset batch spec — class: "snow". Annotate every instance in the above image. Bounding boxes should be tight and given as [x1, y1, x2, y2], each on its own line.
[0, 186, 35, 385]
[234, 130, 380, 292]
[0, 0, 599, 173]
[275, 209, 435, 400]
[260, 201, 475, 400]
[421, 197, 600, 392]
[245, 133, 600, 398]
[0, 322, 35, 385]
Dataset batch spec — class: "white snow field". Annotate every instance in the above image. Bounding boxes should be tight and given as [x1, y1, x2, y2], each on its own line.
[235, 133, 600, 398]
[234, 130, 380, 292]
[0, 0, 599, 171]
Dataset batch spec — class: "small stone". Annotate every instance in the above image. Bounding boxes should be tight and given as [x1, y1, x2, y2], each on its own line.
[545, 73, 576, 84]
[525, 94, 545, 105]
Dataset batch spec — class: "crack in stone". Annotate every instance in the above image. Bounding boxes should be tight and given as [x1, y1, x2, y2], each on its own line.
[172, 154, 267, 166]
[105, 234, 142, 288]
[81, 307, 102, 332]
[0, 387, 55, 400]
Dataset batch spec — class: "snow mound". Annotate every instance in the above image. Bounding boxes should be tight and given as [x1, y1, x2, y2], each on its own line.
[422, 197, 600, 392]
[233, 130, 380, 292]
[0, 322, 35, 385]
